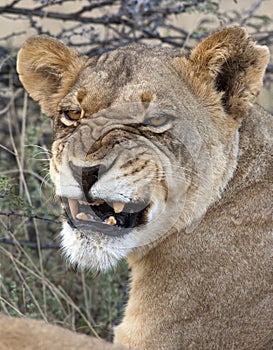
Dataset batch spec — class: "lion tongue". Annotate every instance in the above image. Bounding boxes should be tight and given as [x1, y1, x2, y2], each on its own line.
[68, 198, 78, 219]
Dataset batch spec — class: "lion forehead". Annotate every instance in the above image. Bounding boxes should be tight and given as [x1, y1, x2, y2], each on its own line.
[68, 45, 187, 111]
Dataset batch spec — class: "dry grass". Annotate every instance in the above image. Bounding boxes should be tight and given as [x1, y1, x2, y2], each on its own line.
[0, 73, 128, 341]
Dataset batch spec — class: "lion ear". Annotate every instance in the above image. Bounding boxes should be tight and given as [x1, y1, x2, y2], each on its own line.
[17, 36, 88, 116]
[181, 27, 269, 120]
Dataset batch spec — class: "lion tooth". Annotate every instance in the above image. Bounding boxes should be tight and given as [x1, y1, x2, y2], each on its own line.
[105, 216, 117, 226]
[113, 202, 125, 213]
[90, 200, 105, 206]
[78, 200, 89, 205]
[68, 198, 78, 219]
[76, 212, 93, 221]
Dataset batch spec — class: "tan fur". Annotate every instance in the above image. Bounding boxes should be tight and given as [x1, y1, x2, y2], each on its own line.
[0, 315, 128, 350]
[2, 27, 272, 349]
[116, 104, 273, 349]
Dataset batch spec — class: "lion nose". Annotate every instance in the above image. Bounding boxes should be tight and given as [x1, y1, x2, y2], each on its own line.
[69, 162, 106, 200]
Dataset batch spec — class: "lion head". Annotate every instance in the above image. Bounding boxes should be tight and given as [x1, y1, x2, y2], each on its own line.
[17, 27, 269, 271]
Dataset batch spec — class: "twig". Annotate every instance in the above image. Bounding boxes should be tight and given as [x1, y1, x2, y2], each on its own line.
[0, 88, 22, 115]
[240, 0, 264, 26]
[0, 31, 26, 41]
[0, 237, 59, 249]
[0, 211, 61, 224]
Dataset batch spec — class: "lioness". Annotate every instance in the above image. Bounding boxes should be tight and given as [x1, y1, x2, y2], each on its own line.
[0, 27, 272, 350]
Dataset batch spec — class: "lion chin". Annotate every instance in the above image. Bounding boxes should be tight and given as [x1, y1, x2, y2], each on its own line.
[60, 222, 131, 271]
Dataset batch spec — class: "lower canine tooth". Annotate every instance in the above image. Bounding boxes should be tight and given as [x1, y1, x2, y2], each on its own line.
[76, 212, 93, 221]
[68, 198, 78, 219]
[105, 216, 117, 225]
[113, 202, 125, 213]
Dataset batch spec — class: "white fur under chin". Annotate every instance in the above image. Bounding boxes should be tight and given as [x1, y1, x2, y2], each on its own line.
[60, 206, 179, 271]
[60, 222, 133, 272]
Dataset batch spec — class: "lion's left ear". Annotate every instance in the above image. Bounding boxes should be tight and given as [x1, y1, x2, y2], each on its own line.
[176, 27, 269, 120]
[17, 36, 89, 116]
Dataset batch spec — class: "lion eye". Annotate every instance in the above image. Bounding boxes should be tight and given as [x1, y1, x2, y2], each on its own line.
[60, 110, 81, 126]
[144, 115, 170, 127]
[64, 110, 81, 120]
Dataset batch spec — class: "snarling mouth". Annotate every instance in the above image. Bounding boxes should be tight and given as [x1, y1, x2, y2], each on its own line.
[63, 197, 149, 236]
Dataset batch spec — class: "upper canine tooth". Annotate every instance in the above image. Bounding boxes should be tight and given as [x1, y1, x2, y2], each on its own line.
[113, 202, 125, 213]
[68, 198, 78, 219]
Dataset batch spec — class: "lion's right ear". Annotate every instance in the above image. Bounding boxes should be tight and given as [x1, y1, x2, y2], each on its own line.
[17, 36, 88, 116]
[174, 27, 269, 121]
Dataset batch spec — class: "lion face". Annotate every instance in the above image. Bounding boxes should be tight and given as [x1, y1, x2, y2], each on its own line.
[17, 28, 269, 270]
[50, 55, 209, 271]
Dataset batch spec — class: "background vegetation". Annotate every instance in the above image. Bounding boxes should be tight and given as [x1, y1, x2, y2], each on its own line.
[0, 0, 272, 341]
